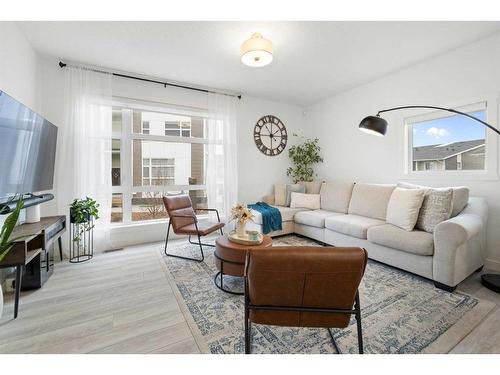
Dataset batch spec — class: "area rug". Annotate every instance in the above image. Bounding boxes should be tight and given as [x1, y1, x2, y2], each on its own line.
[160, 235, 494, 354]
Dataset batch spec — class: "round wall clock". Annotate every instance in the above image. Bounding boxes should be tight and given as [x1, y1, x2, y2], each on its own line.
[253, 115, 287, 156]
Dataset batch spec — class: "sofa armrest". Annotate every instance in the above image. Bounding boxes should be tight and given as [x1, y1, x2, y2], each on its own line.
[262, 195, 275, 205]
[433, 198, 487, 287]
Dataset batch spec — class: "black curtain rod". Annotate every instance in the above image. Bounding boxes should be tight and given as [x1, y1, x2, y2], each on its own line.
[58, 61, 241, 100]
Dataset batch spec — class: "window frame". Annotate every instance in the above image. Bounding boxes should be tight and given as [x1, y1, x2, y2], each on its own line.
[401, 97, 499, 181]
[111, 99, 209, 226]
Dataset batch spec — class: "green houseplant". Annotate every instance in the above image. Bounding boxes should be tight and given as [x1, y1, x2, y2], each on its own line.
[70, 197, 100, 244]
[286, 135, 323, 183]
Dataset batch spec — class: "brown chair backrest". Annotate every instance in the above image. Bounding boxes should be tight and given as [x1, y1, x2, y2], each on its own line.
[163, 195, 196, 233]
[245, 246, 368, 329]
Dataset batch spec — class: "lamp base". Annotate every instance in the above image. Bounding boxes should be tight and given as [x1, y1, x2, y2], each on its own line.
[481, 274, 500, 294]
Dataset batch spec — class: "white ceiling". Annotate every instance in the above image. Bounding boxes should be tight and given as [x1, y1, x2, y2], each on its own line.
[18, 21, 500, 106]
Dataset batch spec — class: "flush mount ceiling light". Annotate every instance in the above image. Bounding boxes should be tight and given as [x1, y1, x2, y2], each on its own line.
[241, 32, 273, 67]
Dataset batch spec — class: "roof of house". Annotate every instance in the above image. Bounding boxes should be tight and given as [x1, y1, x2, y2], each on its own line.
[413, 139, 485, 161]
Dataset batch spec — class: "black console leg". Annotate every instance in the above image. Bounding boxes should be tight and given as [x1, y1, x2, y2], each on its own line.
[434, 281, 456, 292]
[14, 265, 22, 319]
[58, 236, 63, 261]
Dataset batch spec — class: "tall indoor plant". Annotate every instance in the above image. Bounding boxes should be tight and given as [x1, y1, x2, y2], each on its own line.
[69, 197, 99, 261]
[286, 134, 323, 183]
[0, 198, 24, 318]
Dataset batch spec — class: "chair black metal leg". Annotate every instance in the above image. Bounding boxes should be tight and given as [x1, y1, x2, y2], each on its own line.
[164, 222, 205, 262]
[188, 235, 215, 247]
[327, 329, 341, 354]
[245, 312, 251, 353]
[355, 293, 364, 354]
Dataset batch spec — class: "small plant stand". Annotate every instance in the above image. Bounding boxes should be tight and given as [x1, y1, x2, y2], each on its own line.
[69, 209, 94, 263]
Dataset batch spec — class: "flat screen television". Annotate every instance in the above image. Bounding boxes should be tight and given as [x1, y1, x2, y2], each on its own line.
[0, 90, 58, 199]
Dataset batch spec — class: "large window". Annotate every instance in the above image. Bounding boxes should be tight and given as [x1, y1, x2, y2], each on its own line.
[404, 101, 496, 177]
[111, 103, 209, 224]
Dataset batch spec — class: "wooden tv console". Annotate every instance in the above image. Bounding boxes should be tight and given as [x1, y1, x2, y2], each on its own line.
[0, 216, 66, 318]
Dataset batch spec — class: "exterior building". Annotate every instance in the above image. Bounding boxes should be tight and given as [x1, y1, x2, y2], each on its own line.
[413, 139, 485, 171]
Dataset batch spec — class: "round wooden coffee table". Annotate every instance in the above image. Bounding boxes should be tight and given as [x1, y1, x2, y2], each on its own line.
[214, 235, 272, 295]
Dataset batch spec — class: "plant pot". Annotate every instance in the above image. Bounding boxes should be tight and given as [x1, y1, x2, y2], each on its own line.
[70, 208, 91, 224]
[236, 221, 246, 237]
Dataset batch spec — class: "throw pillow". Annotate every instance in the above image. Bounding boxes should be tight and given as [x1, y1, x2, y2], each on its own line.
[290, 192, 321, 210]
[285, 184, 306, 206]
[274, 184, 287, 206]
[386, 187, 426, 231]
[416, 188, 453, 233]
[398, 182, 469, 218]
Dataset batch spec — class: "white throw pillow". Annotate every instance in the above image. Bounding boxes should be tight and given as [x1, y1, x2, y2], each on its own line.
[386, 188, 426, 231]
[290, 192, 321, 210]
[274, 184, 287, 206]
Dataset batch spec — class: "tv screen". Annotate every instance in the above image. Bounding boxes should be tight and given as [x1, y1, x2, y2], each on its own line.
[0, 90, 58, 199]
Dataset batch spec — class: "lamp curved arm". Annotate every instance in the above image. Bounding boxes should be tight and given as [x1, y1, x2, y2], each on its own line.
[377, 105, 500, 136]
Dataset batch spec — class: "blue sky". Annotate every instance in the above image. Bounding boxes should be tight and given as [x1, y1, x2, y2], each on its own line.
[412, 110, 486, 147]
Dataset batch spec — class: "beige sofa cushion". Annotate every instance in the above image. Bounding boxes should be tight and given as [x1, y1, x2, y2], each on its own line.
[320, 182, 355, 213]
[294, 210, 342, 228]
[325, 214, 385, 239]
[348, 183, 396, 220]
[386, 187, 426, 231]
[290, 192, 321, 210]
[398, 182, 469, 218]
[251, 206, 308, 225]
[274, 184, 287, 206]
[300, 180, 323, 194]
[367, 224, 434, 256]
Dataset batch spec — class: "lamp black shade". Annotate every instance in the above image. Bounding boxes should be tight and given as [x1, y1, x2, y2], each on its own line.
[358, 116, 388, 137]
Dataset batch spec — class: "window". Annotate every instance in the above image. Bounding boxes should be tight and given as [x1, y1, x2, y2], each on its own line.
[164, 121, 192, 137]
[111, 103, 208, 223]
[405, 101, 495, 177]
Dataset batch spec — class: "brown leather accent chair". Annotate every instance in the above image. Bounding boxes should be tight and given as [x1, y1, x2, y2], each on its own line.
[163, 195, 225, 262]
[244, 246, 368, 354]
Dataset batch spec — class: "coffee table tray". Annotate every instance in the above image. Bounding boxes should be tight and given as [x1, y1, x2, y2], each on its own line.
[228, 231, 264, 245]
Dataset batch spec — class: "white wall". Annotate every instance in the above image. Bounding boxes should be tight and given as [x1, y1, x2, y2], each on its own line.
[306, 32, 500, 271]
[38, 56, 305, 247]
[0, 22, 40, 281]
[237, 96, 306, 204]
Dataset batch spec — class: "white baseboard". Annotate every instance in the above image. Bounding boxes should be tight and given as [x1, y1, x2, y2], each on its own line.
[484, 257, 500, 272]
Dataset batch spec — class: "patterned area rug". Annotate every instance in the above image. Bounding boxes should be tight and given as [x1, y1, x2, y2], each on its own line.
[161, 235, 492, 354]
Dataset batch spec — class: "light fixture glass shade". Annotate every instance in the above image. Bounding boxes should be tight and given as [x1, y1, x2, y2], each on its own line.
[241, 33, 273, 67]
[358, 116, 388, 136]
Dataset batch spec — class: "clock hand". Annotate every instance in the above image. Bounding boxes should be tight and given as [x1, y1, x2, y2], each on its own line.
[265, 124, 272, 135]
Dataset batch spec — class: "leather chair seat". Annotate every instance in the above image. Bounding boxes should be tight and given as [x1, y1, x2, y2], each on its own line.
[176, 222, 225, 236]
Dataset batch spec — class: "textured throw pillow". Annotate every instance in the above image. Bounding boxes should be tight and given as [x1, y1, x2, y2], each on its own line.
[290, 192, 321, 210]
[416, 188, 453, 233]
[274, 184, 287, 206]
[386, 187, 426, 231]
[398, 182, 469, 218]
[285, 184, 306, 206]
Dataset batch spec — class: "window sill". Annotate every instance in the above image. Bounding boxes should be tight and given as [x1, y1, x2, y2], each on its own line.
[400, 171, 500, 182]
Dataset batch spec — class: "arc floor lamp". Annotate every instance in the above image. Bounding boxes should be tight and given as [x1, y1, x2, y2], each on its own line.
[359, 105, 500, 294]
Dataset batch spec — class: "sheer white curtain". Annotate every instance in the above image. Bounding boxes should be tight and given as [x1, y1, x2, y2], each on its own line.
[206, 93, 238, 221]
[56, 67, 112, 252]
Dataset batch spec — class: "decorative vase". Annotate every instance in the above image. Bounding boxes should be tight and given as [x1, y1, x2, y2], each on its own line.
[236, 221, 247, 237]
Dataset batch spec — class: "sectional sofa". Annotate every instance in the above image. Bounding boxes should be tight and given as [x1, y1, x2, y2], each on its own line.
[247, 182, 488, 291]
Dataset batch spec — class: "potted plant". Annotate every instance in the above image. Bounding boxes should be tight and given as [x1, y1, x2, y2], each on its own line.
[70, 197, 99, 253]
[229, 203, 254, 237]
[0, 197, 24, 318]
[286, 134, 323, 183]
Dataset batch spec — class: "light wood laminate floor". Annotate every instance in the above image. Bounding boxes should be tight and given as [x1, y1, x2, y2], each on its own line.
[0, 241, 499, 354]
